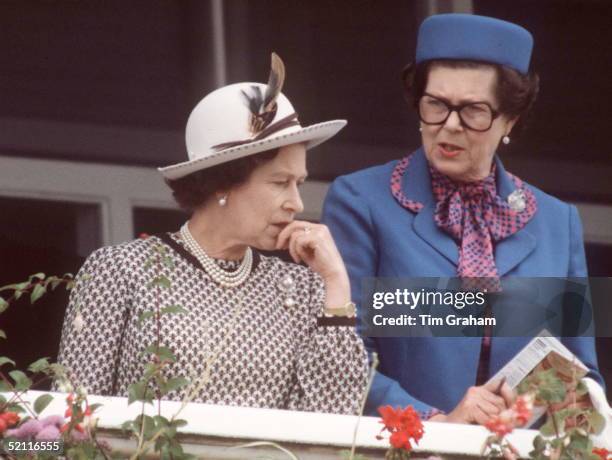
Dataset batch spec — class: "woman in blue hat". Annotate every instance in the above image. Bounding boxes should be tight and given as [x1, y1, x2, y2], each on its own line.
[322, 14, 604, 424]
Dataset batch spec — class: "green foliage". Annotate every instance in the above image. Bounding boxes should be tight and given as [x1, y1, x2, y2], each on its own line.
[0, 356, 16, 367]
[161, 305, 187, 316]
[127, 381, 154, 406]
[148, 275, 171, 289]
[33, 393, 54, 414]
[28, 357, 51, 373]
[143, 344, 177, 363]
[9, 370, 32, 391]
[0, 296, 8, 313]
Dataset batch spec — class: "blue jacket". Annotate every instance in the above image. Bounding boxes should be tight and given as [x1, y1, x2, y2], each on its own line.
[322, 148, 603, 415]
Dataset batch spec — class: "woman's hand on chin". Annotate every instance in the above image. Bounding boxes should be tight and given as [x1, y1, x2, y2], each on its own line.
[276, 220, 351, 306]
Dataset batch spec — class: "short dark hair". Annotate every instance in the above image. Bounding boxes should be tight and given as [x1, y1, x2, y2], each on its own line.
[402, 59, 540, 134]
[165, 148, 279, 212]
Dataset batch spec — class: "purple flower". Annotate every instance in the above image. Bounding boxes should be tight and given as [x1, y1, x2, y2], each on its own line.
[35, 425, 61, 441]
[5, 419, 42, 439]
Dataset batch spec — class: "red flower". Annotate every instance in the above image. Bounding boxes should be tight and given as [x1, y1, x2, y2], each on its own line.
[377, 405, 424, 452]
[593, 448, 612, 460]
[139, 233, 151, 239]
[0, 418, 7, 434]
[0, 411, 20, 427]
[485, 416, 513, 437]
[485, 394, 534, 437]
[513, 394, 533, 426]
[390, 430, 412, 450]
[379, 405, 403, 431]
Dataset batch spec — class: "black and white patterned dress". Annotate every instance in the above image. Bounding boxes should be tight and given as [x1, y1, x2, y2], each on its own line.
[55, 233, 368, 414]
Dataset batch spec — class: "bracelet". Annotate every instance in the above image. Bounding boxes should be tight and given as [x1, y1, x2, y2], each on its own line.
[323, 301, 356, 318]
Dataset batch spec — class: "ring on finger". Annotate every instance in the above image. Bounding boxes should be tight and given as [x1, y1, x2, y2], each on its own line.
[303, 226, 311, 234]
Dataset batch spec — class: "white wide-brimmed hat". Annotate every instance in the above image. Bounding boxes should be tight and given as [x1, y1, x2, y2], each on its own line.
[159, 54, 347, 180]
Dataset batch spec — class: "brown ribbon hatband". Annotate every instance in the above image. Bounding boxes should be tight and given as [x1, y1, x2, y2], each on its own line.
[212, 113, 300, 151]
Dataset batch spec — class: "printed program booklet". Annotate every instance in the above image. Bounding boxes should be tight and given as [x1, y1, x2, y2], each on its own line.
[488, 330, 589, 426]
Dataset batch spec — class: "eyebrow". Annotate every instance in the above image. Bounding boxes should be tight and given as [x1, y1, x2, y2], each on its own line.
[424, 92, 493, 106]
[269, 172, 308, 181]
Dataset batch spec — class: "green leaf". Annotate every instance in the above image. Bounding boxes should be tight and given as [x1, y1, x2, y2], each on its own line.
[588, 410, 606, 434]
[89, 403, 103, 414]
[30, 284, 46, 304]
[138, 311, 156, 325]
[0, 297, 8, 313]
[148, 276, 171, 289]
[121, 420, 135, 432]
[143, 362, 158, 379]
[0, 356, 16, 367]
[9, 370, 32, 391]
[0, 329, 5, 339]
[34, 394, 54, 414]
[161, 377, 189, 395]
[160, 305, 187, 316]
[0, 380, 11, 392]
[171, 418, 188, 428]
[141, 414, 156, 439]
[29, 272, 46, 282]
[163, 256, 175, 269]
[143, 345, 177, 363]
[28, 357, 50, 373]
[127, 381, 153, 405]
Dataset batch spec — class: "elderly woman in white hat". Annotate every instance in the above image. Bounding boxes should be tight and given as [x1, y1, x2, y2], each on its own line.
[56, 54, 368, 414]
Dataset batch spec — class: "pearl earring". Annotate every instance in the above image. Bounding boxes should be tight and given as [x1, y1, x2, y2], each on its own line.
[218, 195, 227, 206]
[502, 135, 510, 145]
[419, 126, 423, 132]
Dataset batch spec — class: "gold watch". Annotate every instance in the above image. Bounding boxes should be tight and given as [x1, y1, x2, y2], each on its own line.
[323, 301, 356, 318]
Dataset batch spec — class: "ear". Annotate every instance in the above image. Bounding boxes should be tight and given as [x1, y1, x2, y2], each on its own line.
[504, 116, 519, 135]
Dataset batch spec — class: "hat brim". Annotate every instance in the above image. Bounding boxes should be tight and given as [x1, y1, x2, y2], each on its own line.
[158, 120, 347, 180]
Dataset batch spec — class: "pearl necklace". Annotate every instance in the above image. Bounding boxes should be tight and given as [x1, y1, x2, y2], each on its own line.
[180, 222, 253, 288]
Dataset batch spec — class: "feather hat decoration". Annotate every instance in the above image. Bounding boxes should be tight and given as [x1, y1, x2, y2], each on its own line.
[158, 52, 347, 180]
[242, 52, 286, 134]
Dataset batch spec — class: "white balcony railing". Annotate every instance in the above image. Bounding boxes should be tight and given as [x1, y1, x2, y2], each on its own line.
[3, 390, 541, 459]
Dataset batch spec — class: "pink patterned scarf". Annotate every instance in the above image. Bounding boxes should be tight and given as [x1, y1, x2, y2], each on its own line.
[390, 153, 537, 290]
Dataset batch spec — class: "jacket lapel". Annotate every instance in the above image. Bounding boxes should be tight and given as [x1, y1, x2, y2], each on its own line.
[403, 149, 459, 266]
[399, 149, 536, 274]
[493, 157, 537, 275]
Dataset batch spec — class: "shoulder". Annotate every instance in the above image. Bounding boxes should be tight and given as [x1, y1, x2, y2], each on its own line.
[520, 180, 577, 221]
[330, 160, 399, 191]
[79, 236, 166, 279]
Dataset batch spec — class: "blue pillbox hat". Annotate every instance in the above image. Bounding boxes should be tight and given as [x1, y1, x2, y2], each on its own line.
[416, 14, 533, 75]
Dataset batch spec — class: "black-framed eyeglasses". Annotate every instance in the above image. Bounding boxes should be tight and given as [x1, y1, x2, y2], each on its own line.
[418, 93, 501, 132]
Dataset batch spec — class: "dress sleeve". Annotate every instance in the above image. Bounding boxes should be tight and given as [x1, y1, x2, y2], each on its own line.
[287, 269, 369, 415]
[54, 245, 132, 395]
[322, 176, 439, 417]
[562, 204, 605, 388]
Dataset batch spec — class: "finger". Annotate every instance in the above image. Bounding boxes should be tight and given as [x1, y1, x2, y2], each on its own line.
[484, 377, 505, 393]
[276, 221, 302, 249]
[288, 231, 304, 263]
[475, 399, 502, 418]
[499, 383, 516, 407]
[295, 235, 317, 265]
[473, 406, 493, 425]
[480, 390, 507, 411]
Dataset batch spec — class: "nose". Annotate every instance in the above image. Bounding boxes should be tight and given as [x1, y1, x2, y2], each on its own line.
[443, 109, 463, 131]
[283, 183, 304, 214]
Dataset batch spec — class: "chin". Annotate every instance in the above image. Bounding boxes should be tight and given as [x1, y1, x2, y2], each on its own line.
[251, 238, 277, 252]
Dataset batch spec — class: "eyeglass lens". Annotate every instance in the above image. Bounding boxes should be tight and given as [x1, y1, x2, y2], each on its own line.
[418, 95, 494, 131]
